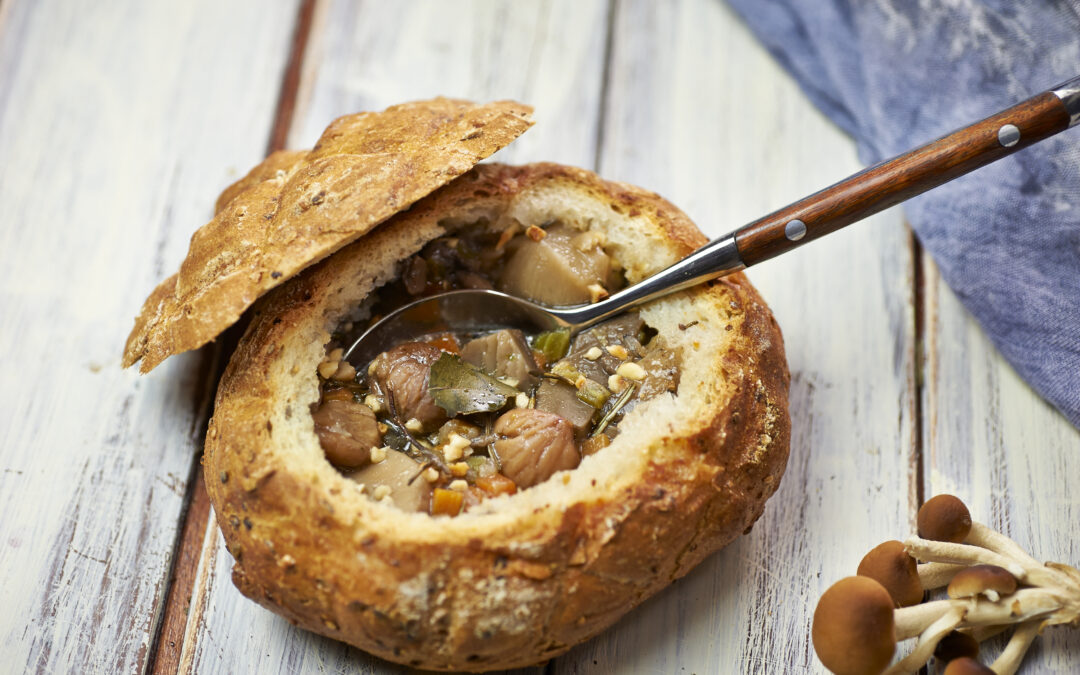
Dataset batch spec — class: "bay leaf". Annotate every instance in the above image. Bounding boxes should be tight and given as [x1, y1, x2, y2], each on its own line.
[428, 353, 519, 415]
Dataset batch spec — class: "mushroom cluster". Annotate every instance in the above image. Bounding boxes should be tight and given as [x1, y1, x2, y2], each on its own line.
[812, 495, 1080, 674]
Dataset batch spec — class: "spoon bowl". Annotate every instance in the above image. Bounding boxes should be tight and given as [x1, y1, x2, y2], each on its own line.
[344, 290, 566, 366]
[344, 232, 747, 367]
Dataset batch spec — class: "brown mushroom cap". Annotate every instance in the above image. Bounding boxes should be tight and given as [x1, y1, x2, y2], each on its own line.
[934, 630, 980, 663]
[812, 576, 896, 675]
[947, 564, 1018, 600]
[857, 540, 924, 607]
[943, 656, 995, 675]
[918, 495, 972, 543]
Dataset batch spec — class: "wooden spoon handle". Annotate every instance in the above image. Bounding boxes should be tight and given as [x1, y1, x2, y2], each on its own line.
[734, 77, 1080, 267]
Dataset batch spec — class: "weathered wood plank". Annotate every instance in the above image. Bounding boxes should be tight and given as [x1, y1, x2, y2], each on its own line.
[554, 1, 917, 672]
[181, 0, 611, 672]
[285, 0, 608, 167]
[148, 2, 316, 672]
[922, 255, 1080, 673]
[0, 1, 299, 672]
[150, 468, 212, 675]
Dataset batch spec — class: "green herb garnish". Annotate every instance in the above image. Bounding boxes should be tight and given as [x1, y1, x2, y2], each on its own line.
[428, 353, 520, 415]
[591, 383, 637, 437]
[533, 328, 571, 363]
[550, 361, 611, 409]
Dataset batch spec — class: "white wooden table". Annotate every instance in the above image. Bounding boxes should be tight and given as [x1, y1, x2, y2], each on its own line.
[2, 1, 1077, 673]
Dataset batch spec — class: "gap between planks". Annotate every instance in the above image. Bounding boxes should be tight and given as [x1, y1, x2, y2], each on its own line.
[145, 1, 319, 672]
[910, 224, 929, 675]
[146, 323, 226, 675]
[590, 0, 617, 174]
[148, 468, 211, 675]
[268, 0, 320, 156]
[911, 224, 927, 516]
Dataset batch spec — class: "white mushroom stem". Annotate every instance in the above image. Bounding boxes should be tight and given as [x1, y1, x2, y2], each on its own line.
[884, 607, 964, 674]
[990, 619, 1041, 675]
[959, 524, 1080, 591]
[1048, 561, 1080, 587]
[966, 522, 1042, 569]
[965, 623, 1009, 642]
[960, 589, 1063, 629]
[895, 588, 1062, 639]
[905, 537, 1027, 579]
[896, 599, 953, 639]
[964, 523, 1077, 589]
[918, 562, 967, 589]
[1023, 564, 1076, 590]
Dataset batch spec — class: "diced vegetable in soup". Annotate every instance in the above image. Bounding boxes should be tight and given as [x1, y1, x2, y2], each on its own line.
[372, 343, 447, 431]
[310, 221, 681, 515]
[311, 398, 381, 468]
[499, 225, 610, 305]
[460, 329, 539, 389]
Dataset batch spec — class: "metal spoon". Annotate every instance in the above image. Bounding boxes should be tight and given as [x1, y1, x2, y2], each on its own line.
[346, 77, 1079, 367]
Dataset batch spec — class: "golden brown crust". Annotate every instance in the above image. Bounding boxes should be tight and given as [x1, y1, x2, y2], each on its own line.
[214, 150, 307, 215]
[123, 99, 533, 373]
[204, 163, 790, 671]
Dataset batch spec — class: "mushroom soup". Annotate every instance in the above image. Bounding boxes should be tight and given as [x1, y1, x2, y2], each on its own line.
[311, 221, 681, 516]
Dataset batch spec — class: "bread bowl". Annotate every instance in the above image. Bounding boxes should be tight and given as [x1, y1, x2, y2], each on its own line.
[124, 99, 790, 671]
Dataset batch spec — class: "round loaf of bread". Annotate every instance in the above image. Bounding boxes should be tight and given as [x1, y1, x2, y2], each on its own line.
[204, 162, 790, 671]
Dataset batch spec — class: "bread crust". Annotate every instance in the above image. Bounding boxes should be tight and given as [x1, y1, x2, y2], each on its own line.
[204, 163, 790, 671]
[123, 99, 532, 373]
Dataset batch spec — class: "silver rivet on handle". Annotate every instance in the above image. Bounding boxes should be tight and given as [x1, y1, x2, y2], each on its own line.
[998, 124, 1021, 147]
[784, 219, 807, 241]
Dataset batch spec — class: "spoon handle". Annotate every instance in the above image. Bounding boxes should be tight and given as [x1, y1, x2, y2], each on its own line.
[549, 78, 1078, 331]
[733, 76, 1080, 266]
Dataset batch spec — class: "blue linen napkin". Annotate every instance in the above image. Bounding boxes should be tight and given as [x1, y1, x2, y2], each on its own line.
[727, 0, 1080, 428]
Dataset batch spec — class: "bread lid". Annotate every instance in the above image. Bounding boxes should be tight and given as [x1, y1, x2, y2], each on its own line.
[123, 98, 533, 372]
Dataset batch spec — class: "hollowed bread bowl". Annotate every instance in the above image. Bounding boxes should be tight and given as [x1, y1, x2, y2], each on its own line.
[124, 99, 790, 672]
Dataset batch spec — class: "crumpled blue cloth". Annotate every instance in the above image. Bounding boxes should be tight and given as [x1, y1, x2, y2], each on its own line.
[727, 0, 1080, 428]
